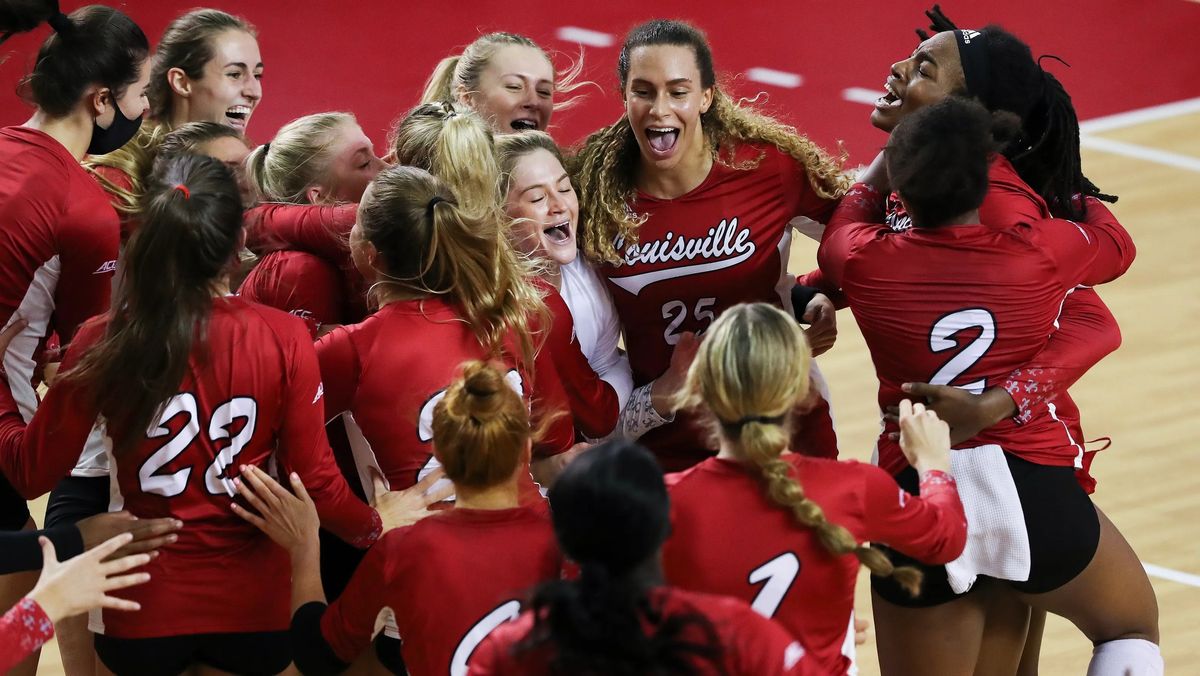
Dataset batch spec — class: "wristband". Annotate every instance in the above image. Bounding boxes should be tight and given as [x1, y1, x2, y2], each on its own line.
[918, 469, 956, 488]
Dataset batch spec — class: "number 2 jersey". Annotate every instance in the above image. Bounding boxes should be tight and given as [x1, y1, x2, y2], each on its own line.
[817, 183, 1135, 476]
[0, 297, 380, 638]
[662, 456, 967, 674]
[601, 143, 840, 470]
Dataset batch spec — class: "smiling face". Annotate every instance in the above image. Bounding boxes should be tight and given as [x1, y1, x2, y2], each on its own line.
[871, 31, 966, 132]
[623, 44, 713, 175]
[504, 148, 579, 267]
[461, 44, 554, 134]
[175, 29, 263, 131]
[312, 122, 385, 204]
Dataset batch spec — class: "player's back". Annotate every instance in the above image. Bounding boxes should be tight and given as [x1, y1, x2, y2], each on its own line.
[329, 505, 561, 676]
[664, 455, 867, 674]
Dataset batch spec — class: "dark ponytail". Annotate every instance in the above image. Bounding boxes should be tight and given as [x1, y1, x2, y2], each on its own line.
[66, 153, 243, 455]
[518, 440, 726, 674]
[8, 4, 148, 118]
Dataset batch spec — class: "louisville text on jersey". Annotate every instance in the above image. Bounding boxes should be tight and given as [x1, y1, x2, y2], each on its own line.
[609, 216, 755, 295]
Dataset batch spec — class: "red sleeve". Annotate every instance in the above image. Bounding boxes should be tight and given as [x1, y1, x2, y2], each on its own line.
[722, 601, 813, 675]
[53, 192, 118, 344]
[1028, 203, 1134, 289]
[319, 533, 395, 661]
[541, 285, 618, 438]
[243, 203, 356, 265]
[1002, 288, 1119, 424]
[0, 323, 103, 498]
[781, 149, 840, 225]
[239, 252, 345, 338]
[314, 325, 361, 421]
[0, 598, 55, 673]
[860, 465, 967, 564]
[792, 270, 848, 310]
[816, 183, 887, 288]
[529, 337, 576, 459]
[276, 321, 379, 548]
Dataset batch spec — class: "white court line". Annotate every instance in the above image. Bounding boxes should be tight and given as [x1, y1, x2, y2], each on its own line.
[842, 87, 885, 105]
[747, 67, 803, 88]
[1143, 563, 1200, 588]
[1080, 136, 1200, 172]
[556, 26, 613, 48]
[1080, 96, 1200, 134]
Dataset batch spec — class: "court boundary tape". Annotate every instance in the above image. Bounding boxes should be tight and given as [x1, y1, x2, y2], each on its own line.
[1079, 96, 1200, 172]
[1143, 563, 1200, 589]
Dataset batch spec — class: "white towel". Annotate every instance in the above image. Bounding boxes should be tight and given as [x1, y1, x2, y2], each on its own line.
[943, 444, 1032, 594]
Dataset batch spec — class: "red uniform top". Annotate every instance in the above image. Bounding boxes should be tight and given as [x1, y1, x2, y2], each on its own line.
[0, 127, 119, 429]
[817, 183, 1134, 476]
[315, 298, 574, 499]
[0, 298, 380, 638]
[469, 586, 817, 676]
[663, 456, 966, 674]
[537, 278, 619, 438]
[799, 157, 1123, 490]
[601, 144, 839, 470]
[320, 505, 561, 674]
[239, 250, 350, 338]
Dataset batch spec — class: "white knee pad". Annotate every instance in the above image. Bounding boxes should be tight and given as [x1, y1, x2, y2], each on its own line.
[1086, 638, 1163, 676]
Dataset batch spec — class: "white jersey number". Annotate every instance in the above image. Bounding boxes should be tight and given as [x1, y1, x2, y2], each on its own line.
[928, 308, 996, 394]
[450, 599, 521, 676]
[139, 394, 258, 497]
[748, 552, 801, 618]
[662, 297, 716, 346]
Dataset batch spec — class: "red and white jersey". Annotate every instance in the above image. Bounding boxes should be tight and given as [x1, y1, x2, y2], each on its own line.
[322, 505, 561, 674]
[469, 586, 817, 676]
[316, 298, 574, 501]
[239, 250, 350, 338]
[600, 143, 838, 469]
[537, 277, 619, 439]
[817, 183, 1135, 476]
[0, 127, 118, 457]
[663, 456, 966, 674]
[0, 297, 380, 638]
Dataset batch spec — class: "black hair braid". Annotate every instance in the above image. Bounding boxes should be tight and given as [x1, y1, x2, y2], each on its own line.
[915, 4, 958, 41]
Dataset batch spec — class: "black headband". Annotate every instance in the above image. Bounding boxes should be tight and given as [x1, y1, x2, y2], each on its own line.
[48, 12, 73, 35]
[721, 414, 786, 433]
[954, 29, 990, 102]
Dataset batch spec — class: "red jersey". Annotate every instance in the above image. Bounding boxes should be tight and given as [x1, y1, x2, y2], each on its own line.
[0, 127, 119, 429]
[817, 183, 1135, 476]
[321, 505, 561, 674]
[600, 143, 839, 470]
[316, 298, 574, 499]
[538, 278, 619, 438]
[662, 456, 966, 674]
[469, 586, 817, 675]
[0, 297, 380, 638]
[239, 250, 350, 338]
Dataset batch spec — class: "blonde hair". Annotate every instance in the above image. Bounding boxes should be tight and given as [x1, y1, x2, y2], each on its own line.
[390, 102, 501, 219]
[85, 123, 169, 216]
[245, 112, 356, 204]
[495, 130, 566, 196]
[679, 303, 922, 596]
[420, 32, 587, 115]
[572, 19, 851, 265]
[433, 361, 529, 489]
[358, 165, 546, 368]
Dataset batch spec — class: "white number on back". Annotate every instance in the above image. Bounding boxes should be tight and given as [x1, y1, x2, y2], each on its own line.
[138, 394, 258, 497]
[928, 308, 996, 394]
[450, 599, 521, 676]
[748, 552, 801, 618]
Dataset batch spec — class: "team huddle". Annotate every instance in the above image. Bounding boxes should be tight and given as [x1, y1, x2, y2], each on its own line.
[0, 3, 1164, 676]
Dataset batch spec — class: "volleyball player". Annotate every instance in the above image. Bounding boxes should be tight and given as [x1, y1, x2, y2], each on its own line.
[663, 303, 968, 674]
[573, 19, 846, 471]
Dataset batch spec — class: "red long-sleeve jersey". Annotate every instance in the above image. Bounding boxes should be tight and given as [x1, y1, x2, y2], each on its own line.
[537, 278, 619, 438]
[817, 183, 1134, 476]
[599, 143, 840, 470]
[239, 250, 351, 338]
[320, 505, 561, 674]
[663, 456, 966, 674]
[0, 298, 380, 638]
[469, 586, 818, 675]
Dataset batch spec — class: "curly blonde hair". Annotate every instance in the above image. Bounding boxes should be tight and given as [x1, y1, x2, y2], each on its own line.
[678, 303, 922, 596]
[572, 19, 851, 265]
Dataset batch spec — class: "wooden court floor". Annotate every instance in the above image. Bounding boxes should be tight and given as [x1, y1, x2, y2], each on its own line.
[25, 103, 1200, 674]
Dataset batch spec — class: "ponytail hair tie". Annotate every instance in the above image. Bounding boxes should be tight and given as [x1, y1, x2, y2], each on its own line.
[262, 142, 270, 155]
[721, 414, 786, 432]
[426, 195, 447, 216]
[48, 12, 73, 35]
[173, 184, 190, 199]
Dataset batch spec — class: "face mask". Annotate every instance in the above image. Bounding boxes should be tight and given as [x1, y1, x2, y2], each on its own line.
[87, 98, 144, 155]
